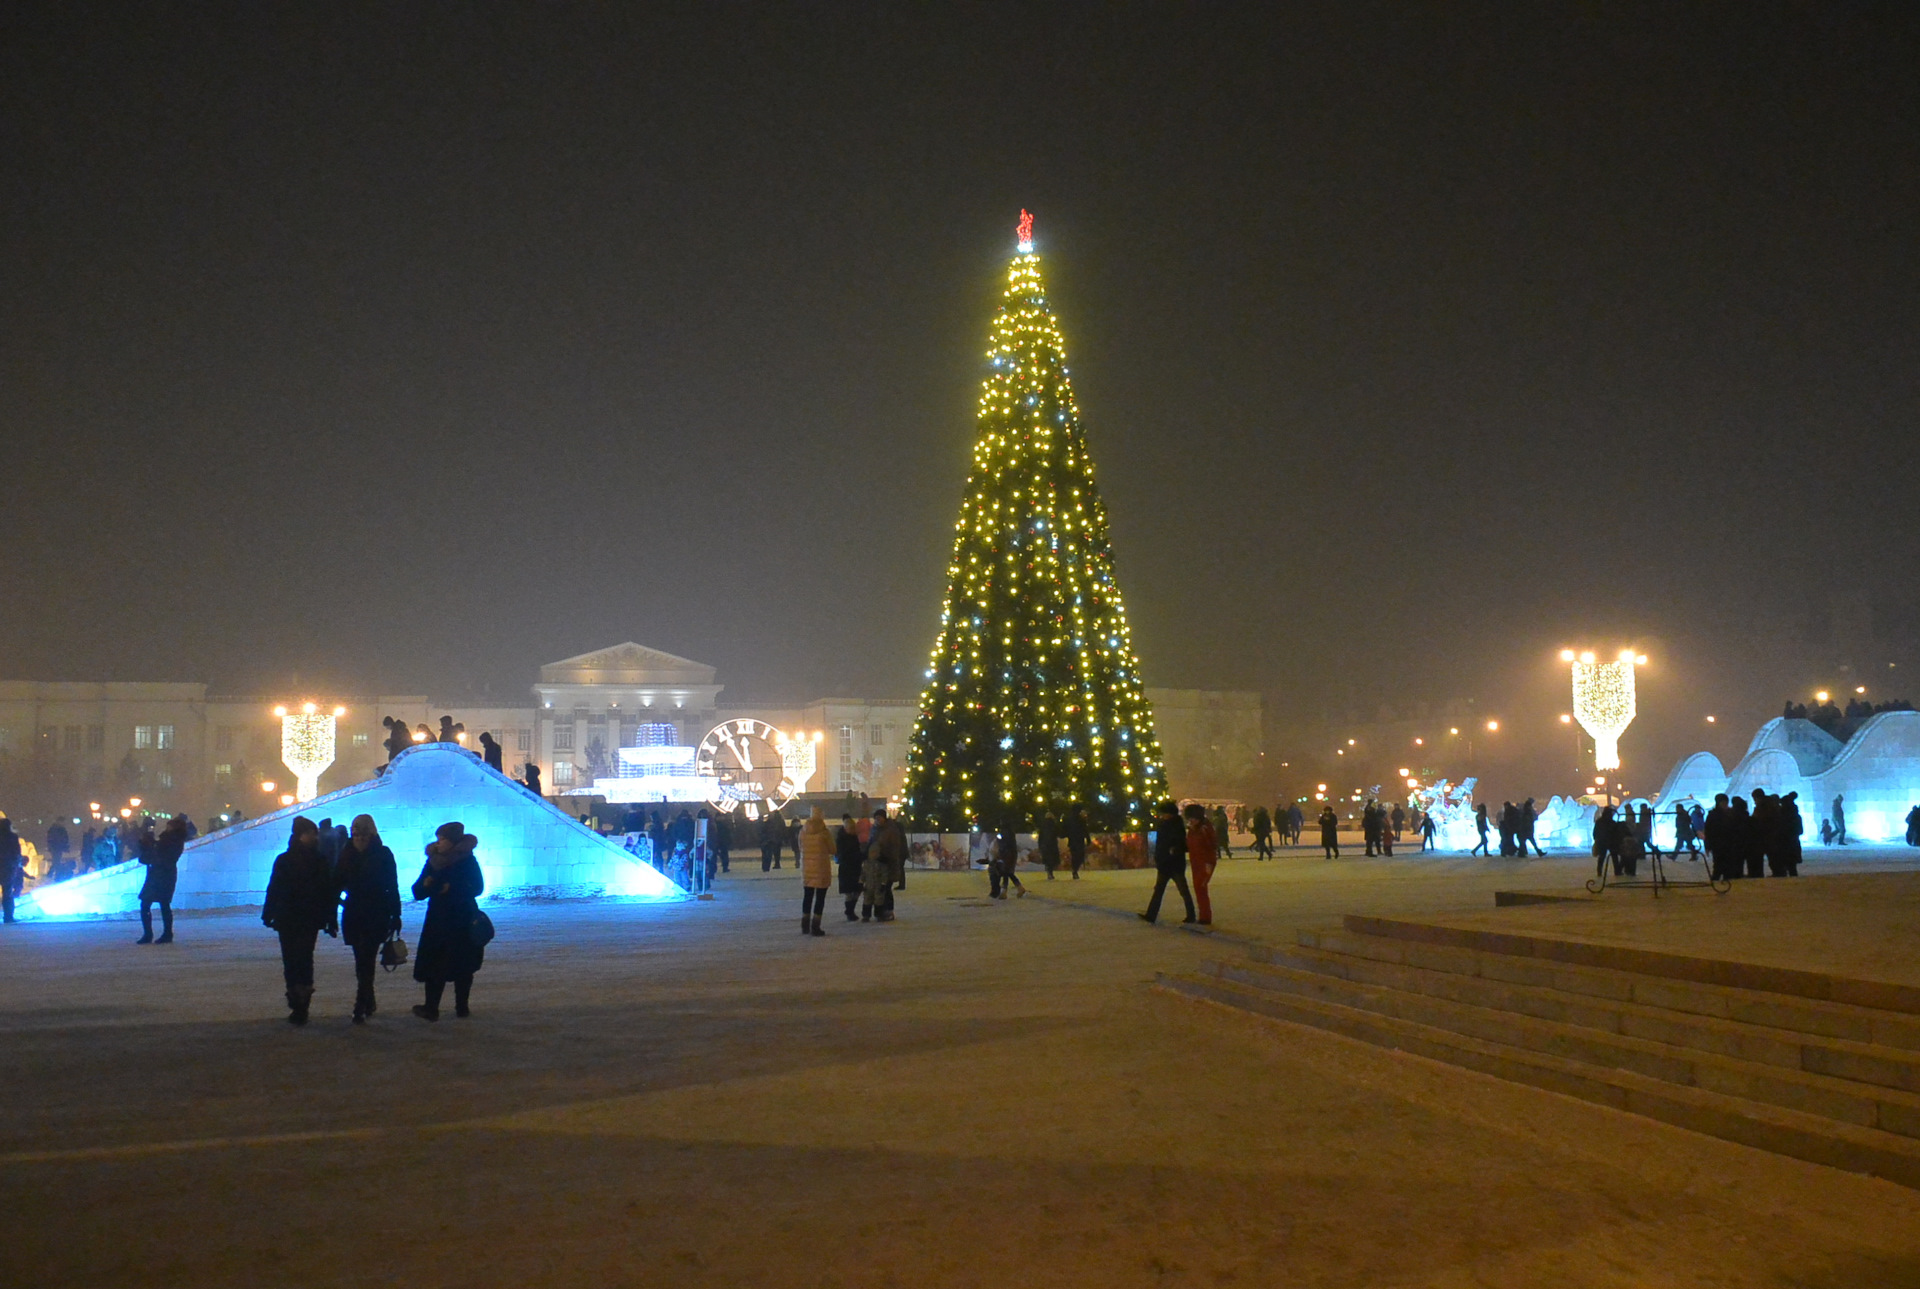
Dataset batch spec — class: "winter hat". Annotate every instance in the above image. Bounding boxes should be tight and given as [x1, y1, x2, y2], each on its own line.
[291, 816, 318, 841]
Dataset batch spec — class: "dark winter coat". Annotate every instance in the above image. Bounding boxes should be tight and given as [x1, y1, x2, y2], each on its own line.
[1152, 817, 1188, 874]
[1319, 809, 1340, 847]
[835, 826, 864, 894]
[1064, 814, 1090, 862]
[335, 841, 401, 947]
[263, 842, 336, 932]
[140, 827, 186, 903]
[412, 842, 486, 982]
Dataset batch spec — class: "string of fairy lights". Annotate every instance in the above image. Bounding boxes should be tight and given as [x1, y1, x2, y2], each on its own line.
[904, 214, 1168, 830]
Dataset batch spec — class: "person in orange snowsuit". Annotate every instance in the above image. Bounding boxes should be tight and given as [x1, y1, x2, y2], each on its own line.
[1184, 803, 1218, 926]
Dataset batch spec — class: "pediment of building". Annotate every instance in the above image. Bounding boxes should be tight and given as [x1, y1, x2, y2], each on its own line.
[538, 643, 717, 686]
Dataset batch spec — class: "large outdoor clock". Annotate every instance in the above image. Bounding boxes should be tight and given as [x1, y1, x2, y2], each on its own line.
[695, 718, 808, 819]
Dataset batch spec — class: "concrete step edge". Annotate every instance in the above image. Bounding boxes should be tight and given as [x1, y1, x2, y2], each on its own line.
[1339, 914, 1920, 1016]
[1154, 972, 1920, 1191]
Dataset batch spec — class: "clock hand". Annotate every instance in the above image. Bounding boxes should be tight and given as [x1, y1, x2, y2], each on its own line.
[731, 738, 754, 771]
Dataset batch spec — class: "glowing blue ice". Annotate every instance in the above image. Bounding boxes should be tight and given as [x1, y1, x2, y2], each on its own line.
[17, 742, 682, 920]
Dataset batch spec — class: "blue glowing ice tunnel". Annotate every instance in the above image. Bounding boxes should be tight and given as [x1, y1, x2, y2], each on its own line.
[19, 742, 683, 920]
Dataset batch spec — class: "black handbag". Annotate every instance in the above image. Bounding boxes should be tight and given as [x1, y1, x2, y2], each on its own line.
[380, 936, 409, 972]
[469, 908, 496, 948]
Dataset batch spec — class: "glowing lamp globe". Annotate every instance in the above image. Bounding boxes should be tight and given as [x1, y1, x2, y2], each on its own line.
[1565, 649, 1638, 771]
[277, 702, 341, 802]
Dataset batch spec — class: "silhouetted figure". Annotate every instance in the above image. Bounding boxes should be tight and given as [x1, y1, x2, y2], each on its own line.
[1521, 799, 1545, 856]
[1593, 806, 1620, 875]
[436, 715, 464, 744]
[835, 813, 864, 921]
[315, 817, 341, 868]
[0, 820, 23, 924]
[1066, 807, 1090, 878]
[1419, 811, 1437, 852]
[136, 818, 185, 943]
[1250, 806, 1274, 860]
[263, 816, 337, 1024]
[989, 821, 1026, 899]
[380, 716, 413, 770]
[411, 822, 486, 1021]
[334, 813, 401, 1023]
[1139, 801, 1195, 925]
[864, 810, 905, 919]
[521, 762, 542, 796]
[478, 731, 503, 772]
[1185, 803, 1218, 925]
[1776, 792, 1804, 875]
[1750, 791, 1776, 879]
[760, 809, 786, 871]
[648, 811, 670, 871]
[45, 823, 71, 883]
[1038, 811, 1062, 879]
[1497, 802, 1518, 857]
[1673, 801, 1699, 855]
[1907, 805, 1920, 847]
[1729, 796, 1757, 878]
[710, 810, 731, 874]
[1319, 805, 1340, 858]
[1831, 794, 1848, 845]
[1212, 805, 1234, 860]
[1362, 801, 1382, 857]
[1470, 803, 1491, 857]
[1289, 803, 1306, 846]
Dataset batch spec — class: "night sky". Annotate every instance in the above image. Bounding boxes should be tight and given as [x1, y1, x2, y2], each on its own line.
[5, 4, 1917, 792]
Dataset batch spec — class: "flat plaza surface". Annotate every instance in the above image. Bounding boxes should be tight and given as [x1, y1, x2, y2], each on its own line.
[5, 851, 1920, 1287]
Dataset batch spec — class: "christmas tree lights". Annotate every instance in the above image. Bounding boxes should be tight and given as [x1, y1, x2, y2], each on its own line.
[905, 213, 1167, 830]
[278, 702, 343, 803]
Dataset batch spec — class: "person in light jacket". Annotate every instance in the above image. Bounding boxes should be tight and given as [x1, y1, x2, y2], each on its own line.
[798, 806, 834, 937]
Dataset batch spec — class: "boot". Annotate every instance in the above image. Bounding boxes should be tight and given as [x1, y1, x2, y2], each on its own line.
[810, 915, 824, 937]
[801, 915, 812, 935]
[155, 930, 174, 944]
[135, 932, 154, 944]
[861, 904, 871, 922]
[412, 1004, 439, 1023]
[288, 987, 311, 1025]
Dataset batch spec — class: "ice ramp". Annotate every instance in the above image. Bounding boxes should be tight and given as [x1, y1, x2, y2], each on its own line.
[20, 742, 682, 920]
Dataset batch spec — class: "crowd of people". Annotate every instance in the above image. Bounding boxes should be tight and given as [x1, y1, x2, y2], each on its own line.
[1586, 791, 1809, 881]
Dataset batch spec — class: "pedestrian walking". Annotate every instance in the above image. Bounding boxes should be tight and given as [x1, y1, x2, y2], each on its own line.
[262, 817, 337, 1024]
[798, 806, 833, 936]
[1211, 805, 1233, 860]
[1038, 810, 1062, 879]
[136, 816, 187, 944]
[1139, 801, 1196, 924]
[1250, 806, 1273, 860]
[411, 823, 487, 1021]
[1470, 803, 1491, 857]
[334, 814, 401, 1023]
[835, 813, 864, 921]
[1521, 799, 1546, 856]
[989, 821, 1027, 899]
[478, 731, 504, 772]
[1185, 803, 1217, 926]
[1065, 806, 1090, 878]
[0, 819, 24, 924]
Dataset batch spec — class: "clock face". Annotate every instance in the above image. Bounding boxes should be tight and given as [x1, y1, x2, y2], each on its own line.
[695, 719, 799, 819]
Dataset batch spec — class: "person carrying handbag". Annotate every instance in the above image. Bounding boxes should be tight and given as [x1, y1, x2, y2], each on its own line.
[334, 814, 402, 1024]
[410, 822, 487, 1022]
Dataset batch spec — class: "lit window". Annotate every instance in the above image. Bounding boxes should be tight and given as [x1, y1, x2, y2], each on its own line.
[552, 760, 575, 785]
[158, 770, 174, 788]
[215, 763, 233, 781]
[157, 725, 175, 750]
[134, 726, 154, 749]
[351, 733, 369, 747]
[554, 725, 575, 752]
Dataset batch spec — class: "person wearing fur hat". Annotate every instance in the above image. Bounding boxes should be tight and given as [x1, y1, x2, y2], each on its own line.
[263, 817, 338, 1025]
[411, 822, 486, 1021]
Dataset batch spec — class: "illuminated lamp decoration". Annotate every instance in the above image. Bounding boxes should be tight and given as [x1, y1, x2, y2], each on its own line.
[17, 741, 683, 919]
[903, 212, 1168, 830]
[693, 719, 822, 819]
[1562, 649, 1642, 771]
[278, 703, 343, 802]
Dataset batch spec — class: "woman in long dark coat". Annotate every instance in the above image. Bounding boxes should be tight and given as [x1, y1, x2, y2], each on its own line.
[263, 817, 338, 1024]
[411, 822, 485, 1022]
[834, 813, 864, 921]
[136, 819, 182, 944]
[335, 813, 401, 1023]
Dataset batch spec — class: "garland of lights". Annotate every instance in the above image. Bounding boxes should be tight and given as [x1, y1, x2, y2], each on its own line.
[904, 212, 1168, 830]
[278, 703, 342, 802]
[1564, 650, 1638, 771]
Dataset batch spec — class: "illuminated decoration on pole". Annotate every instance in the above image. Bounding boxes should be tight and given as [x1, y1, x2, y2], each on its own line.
[277, 703, 343, 803]
[1562, 649, 1642, 771]
[904, 213, 1168, 830]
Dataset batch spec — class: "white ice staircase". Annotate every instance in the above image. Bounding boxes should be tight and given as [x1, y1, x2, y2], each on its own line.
[1157, 915, 1920, 1189]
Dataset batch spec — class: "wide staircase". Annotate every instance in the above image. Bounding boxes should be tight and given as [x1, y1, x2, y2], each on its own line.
[1157, 915, 1920, 1189]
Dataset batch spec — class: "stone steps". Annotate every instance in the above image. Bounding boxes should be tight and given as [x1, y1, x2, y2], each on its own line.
[1158, 918, 1920, 1189]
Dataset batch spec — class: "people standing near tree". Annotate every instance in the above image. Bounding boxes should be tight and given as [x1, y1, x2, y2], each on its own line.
[1038, 810, 1062, 879]
[1470, 803, 1491, 857]
[1139, 801, 1196, 925]
[411, 823, 485, 1022]
[1185, 803, 1218, 926]
[1250, 806, 1273, 860]
[1318, 805, 1340, 858]
[135, 817, 186, 944]
[334, 814, 401, 1024]
[0, 819, 24, 924]
[477, 731, 504, 772]
[1211, 805, 1233, 860]
[797, 806, 834, 936]
[989, 820, 1026, 900]
[835, 813, 864, 921]
[1065, 806, 1090, 878]
[863, 809, 906, 921]
[262, 817, 337, 1024]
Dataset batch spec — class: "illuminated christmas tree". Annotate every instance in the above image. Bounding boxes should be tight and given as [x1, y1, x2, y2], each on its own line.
[905, 212, 1167, 832]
